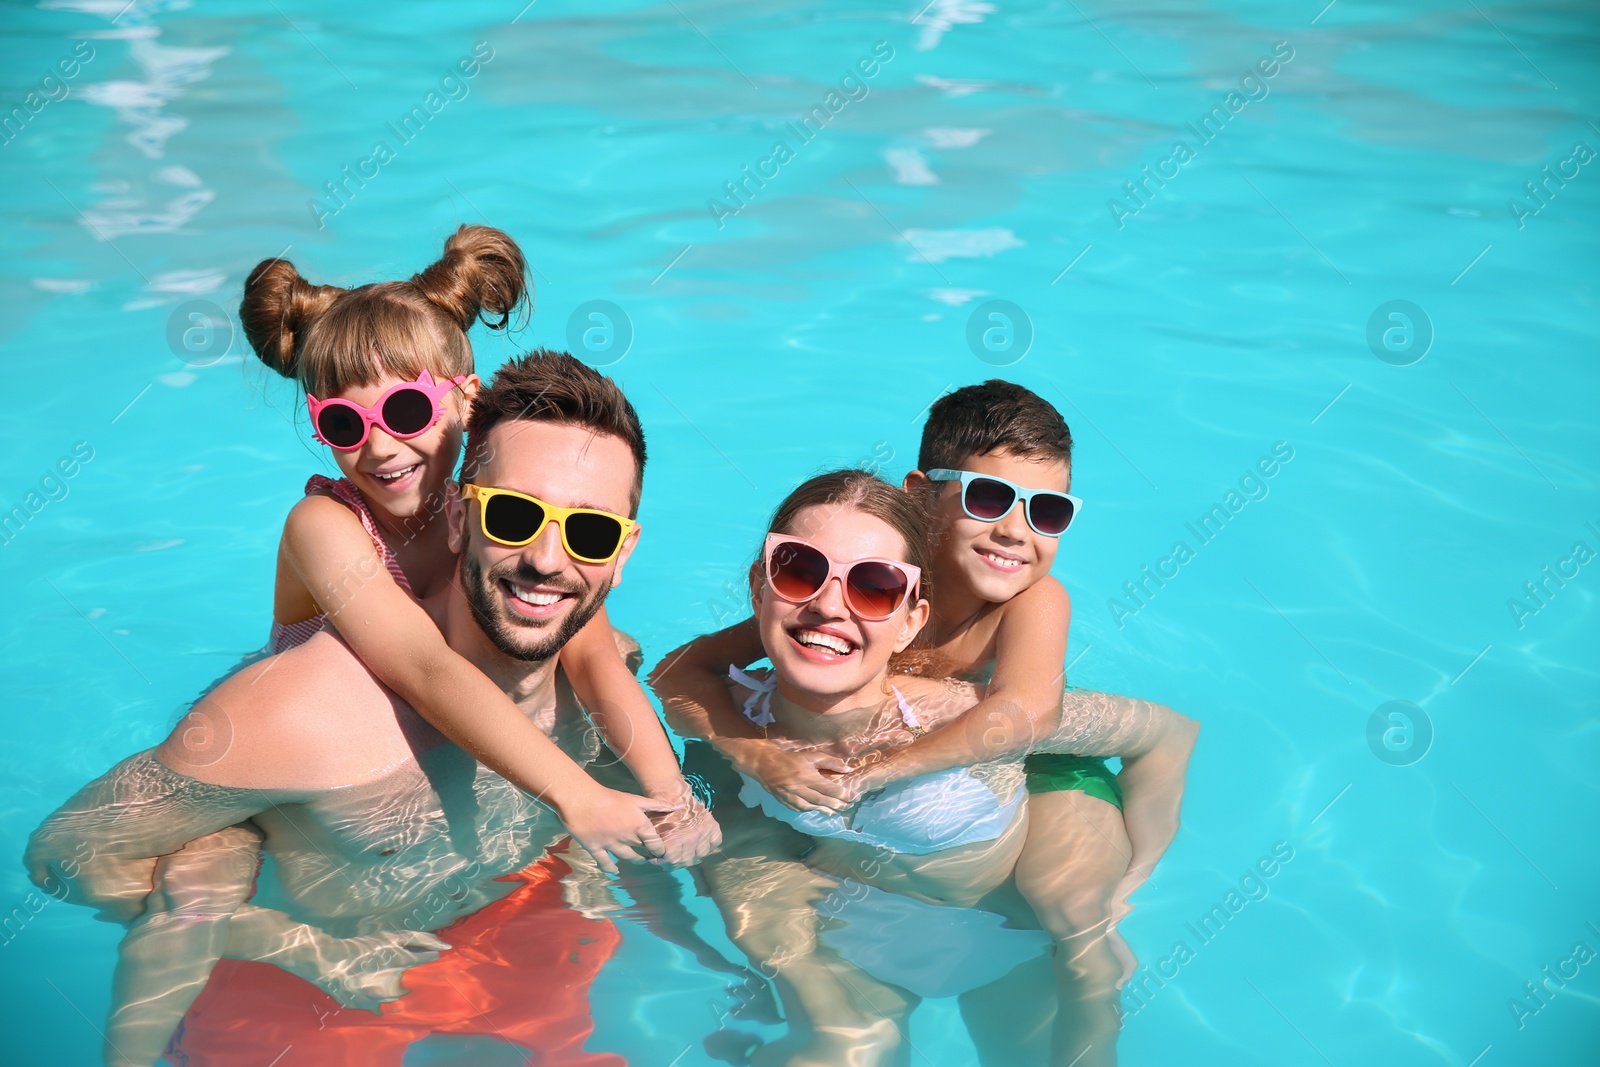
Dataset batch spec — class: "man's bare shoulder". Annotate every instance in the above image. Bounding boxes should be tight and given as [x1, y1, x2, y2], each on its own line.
[156, 631, 416, 794]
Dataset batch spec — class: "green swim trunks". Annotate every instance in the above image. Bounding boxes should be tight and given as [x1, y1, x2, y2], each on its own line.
[1023, 753, 1123, 809]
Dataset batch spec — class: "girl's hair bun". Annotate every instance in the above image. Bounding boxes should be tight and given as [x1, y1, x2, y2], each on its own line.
[238, 256, 345, 379]
[411, 225, 529, 332]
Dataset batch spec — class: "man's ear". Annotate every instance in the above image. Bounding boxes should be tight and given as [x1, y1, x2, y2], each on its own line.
[445, 481, 467, 554]
[608, 523, 643, 589]
[893, 596, 931, 653]
[903, 469, 931, 495]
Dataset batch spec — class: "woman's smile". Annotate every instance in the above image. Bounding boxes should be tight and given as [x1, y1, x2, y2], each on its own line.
[787, 624, 861, 662]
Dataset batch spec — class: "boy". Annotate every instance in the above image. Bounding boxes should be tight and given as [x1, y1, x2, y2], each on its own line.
[652, 379, 1196, 1062]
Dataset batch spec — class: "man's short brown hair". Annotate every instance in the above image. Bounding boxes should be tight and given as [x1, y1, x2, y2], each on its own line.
[463, 349, 646, 514]
[917, 379, 1072, 473]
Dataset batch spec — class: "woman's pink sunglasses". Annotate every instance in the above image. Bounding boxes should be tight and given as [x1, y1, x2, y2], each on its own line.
[764, 533, 922, 621]
[306, 370, 468, 451]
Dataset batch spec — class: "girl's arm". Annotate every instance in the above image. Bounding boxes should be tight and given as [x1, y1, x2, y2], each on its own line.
[558, 607, 721, 866]
[649, 618, 853, 814]
[282, 495, 670, 871]
[848, 577, 1072, 791]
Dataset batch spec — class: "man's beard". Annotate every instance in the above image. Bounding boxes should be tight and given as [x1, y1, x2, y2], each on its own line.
[461, 551, 611, 662]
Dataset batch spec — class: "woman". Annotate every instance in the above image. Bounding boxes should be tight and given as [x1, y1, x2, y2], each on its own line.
[685, 469, 1194, 1067]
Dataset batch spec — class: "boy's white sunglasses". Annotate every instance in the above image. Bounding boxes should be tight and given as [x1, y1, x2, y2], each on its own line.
[925, 469, 1082, 537]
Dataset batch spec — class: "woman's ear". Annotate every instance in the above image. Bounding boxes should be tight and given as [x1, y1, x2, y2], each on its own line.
[458, 374, 482, 403]
[748, 561, 765, 616]
[893, 596, 931, 653]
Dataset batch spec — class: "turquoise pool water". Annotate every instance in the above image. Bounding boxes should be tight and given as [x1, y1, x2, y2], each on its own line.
[3, 0, 1597, 1063]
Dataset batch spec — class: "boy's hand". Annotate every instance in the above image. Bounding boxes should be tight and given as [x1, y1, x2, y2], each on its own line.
[648, 795, 722, 867]
[835, 750, 908, 803]
[724, 740, 852, 813]
[558, 785, 679, 875]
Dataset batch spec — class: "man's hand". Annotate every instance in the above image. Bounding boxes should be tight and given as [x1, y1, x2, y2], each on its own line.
[648, 795, 722, 868]
[723, 739, 852, 814]
[558, 785, 679, 875]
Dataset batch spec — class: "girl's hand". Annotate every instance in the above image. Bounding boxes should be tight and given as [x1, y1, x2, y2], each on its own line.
[558, 786, 679, 875]
[725, 740, 852, 814]
[648, 795, 722, 868]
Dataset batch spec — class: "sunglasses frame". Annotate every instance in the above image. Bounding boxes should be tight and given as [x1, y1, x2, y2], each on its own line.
[307, 369, 469, 451]
[461, 483, 636, 564]
[762, 533, 922, 622]
[924, 468, 1083, 538]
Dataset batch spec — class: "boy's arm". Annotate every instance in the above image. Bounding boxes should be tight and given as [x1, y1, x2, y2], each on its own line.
[648, 618, 853, 814]
[849, 577, 1071, 792]
[559, 607, 721, 866]
[283, 496, 671, 870]
[647, 617, 765, 747]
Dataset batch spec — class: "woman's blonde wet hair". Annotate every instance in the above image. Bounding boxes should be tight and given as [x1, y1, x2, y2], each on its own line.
[239, 225, 528, 398]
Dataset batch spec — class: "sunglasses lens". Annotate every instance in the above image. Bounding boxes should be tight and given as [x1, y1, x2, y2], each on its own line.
[1028, 493, 1075, 535]
[316, 404, 366, 449]
[846, 562, 910, 619]
[381, 388, 436, 437]
[482, 493, 545, 545]
[963, 477, 1017, 521]
[564, 511, 626, 562]
[769, 541, 829, 602]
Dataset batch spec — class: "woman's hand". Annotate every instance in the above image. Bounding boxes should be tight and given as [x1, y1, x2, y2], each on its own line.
[557, 785, 679, 874]
[724, 739, 852, 814]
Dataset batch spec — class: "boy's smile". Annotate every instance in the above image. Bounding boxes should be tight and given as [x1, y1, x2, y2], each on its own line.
[931, 450, 1071, 604]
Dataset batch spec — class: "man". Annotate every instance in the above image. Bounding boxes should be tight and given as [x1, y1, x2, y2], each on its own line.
[26, 349, 717, 1067]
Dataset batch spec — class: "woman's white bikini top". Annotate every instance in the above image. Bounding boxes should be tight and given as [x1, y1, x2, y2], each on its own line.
[730, 668, 1023, 856]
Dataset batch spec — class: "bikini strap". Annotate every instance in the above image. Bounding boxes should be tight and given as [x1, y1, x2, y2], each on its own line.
[890, 686, 924, 736]
[728, 666, 776, 729]
[725, 669, 917, 735]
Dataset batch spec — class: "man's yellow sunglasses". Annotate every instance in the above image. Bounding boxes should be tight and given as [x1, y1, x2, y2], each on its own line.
[461, 483, 635, 564]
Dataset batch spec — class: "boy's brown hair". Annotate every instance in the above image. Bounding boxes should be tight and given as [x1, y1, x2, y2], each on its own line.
[916, 380, 1073, 473]
[464, 349, 647, 515]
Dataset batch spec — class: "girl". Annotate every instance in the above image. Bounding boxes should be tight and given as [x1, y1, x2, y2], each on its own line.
[28, 227, 713, 1066]
[237, 224, 700, 860]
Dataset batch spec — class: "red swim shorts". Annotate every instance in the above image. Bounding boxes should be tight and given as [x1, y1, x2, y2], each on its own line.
[164, 852, 626, 1066]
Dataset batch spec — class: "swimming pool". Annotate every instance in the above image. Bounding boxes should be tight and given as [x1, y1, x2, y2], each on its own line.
[3, 0, 1597, 1063]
